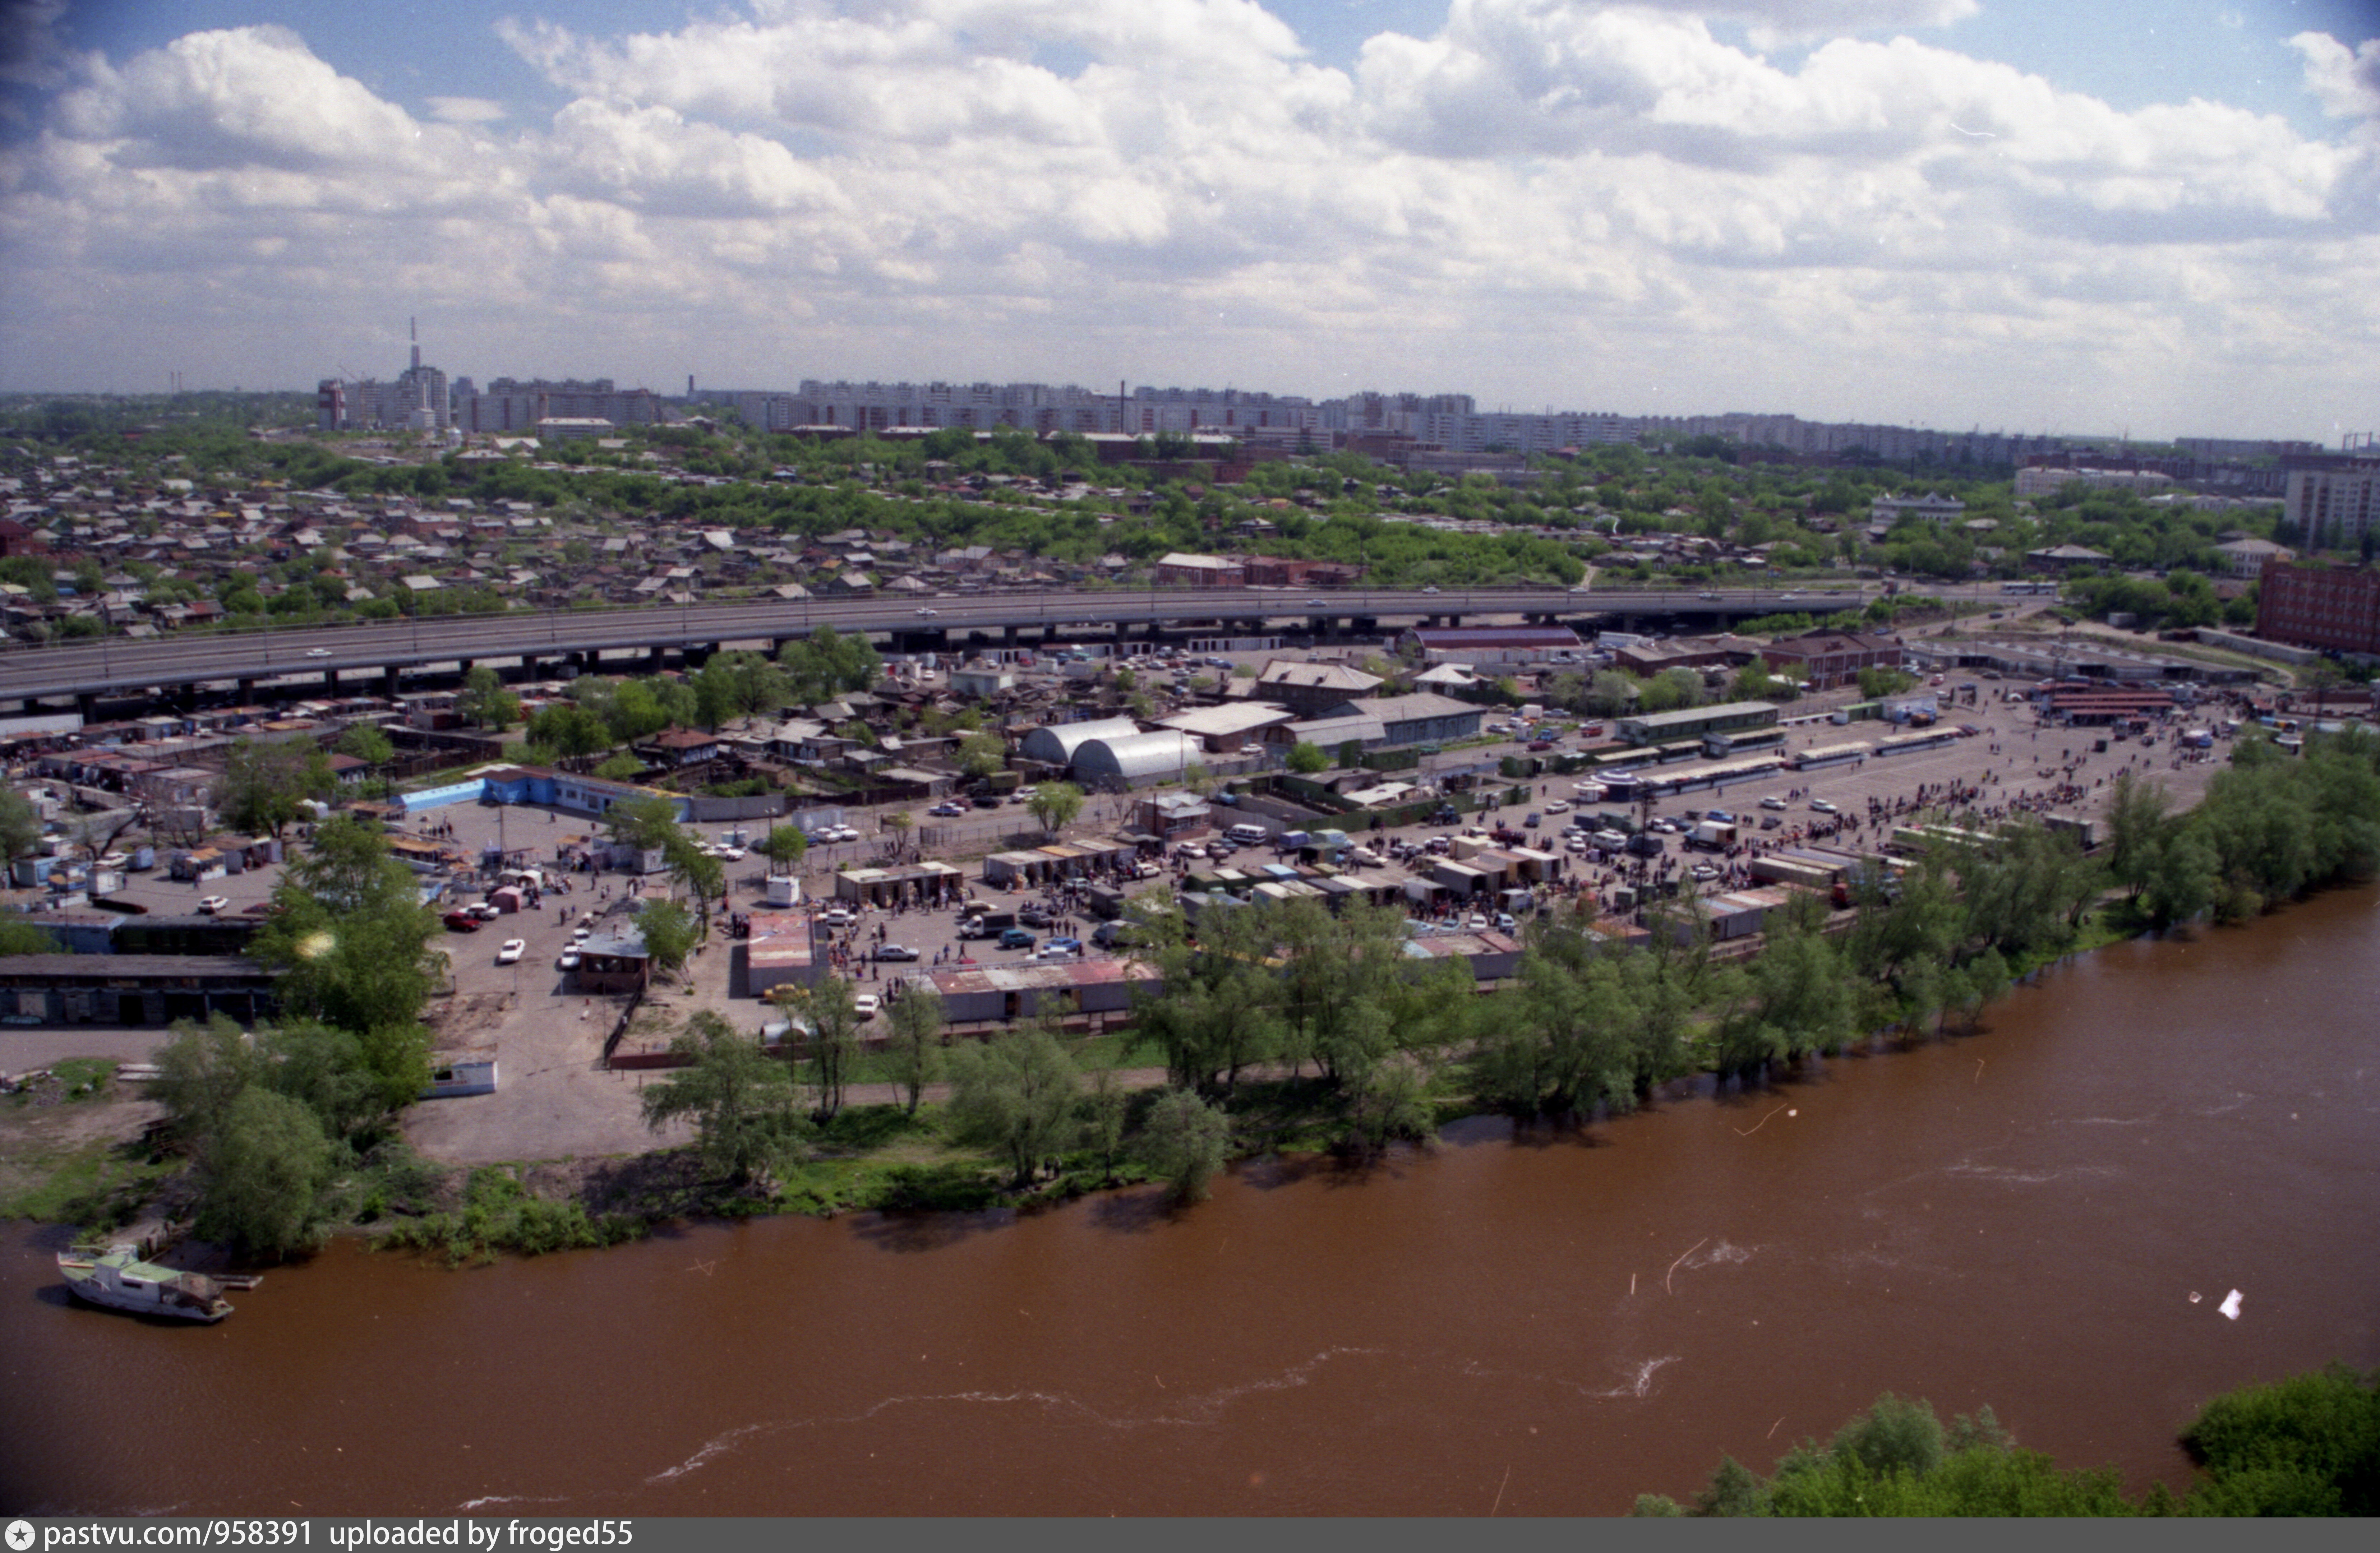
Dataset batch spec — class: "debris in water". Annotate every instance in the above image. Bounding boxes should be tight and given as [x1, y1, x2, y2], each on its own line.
[2188, 1291, 2202, 1304]
[2219, 1289, 2243, 1320]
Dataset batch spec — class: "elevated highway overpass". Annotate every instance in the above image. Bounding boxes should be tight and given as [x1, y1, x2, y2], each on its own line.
[0, 585, 1868, 713]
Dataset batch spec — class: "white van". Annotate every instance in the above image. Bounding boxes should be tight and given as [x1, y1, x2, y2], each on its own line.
[1226, 823, 1270, 846]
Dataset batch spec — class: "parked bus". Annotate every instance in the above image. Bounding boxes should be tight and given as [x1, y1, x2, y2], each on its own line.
[1874, 728, 1962, 757]
[1785, 740, 1873, 771]
[1702, 728, 1787, 759]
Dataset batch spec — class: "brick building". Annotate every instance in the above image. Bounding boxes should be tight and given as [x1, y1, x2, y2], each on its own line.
[2255, 560, 2380, 655]
[1759, 630, 1904, 691]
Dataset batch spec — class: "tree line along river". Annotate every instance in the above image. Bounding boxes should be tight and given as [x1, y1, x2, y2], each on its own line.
[3, 884, 2375, 1516]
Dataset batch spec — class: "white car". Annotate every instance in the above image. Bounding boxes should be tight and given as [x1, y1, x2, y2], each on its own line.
[197, 895, 230, 915]
[557, 948, 581, 971]
[304, 647, 331, 658]
[571, 926, 592, 943]
[852, 993, 880, 1019]
[719, 846, 746, 861]
[1811, 798, 1840, 814]
[1759, 795, 1788, 810]
[915, 607, 938, 617]
[1544, 799, 1569, 813]
[496, 939, 525, 964]
[1422, 585, 1440, 595]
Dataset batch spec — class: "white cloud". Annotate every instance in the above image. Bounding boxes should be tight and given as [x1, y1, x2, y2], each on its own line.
[0, 4, 2374, 439]
[2292, 31, 2380, 121]
[426, 96, 508, 124]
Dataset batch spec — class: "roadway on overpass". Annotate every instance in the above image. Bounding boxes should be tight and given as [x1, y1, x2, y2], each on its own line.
[0, 585, 1871, 707]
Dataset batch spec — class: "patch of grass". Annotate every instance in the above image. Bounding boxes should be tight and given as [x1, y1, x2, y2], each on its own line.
[813, 1102, 933, 1154]
[376, 1164, 644, 1264]
[0, 1135, 178, 1229]
[50, 1058, 116, 1101]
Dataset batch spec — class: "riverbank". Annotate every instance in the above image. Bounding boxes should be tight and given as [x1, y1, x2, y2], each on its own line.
[11, 880, 2376, 1515]
[0, 882, 2169, 1267]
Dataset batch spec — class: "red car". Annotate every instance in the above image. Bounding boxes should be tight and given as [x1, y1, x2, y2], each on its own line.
[1526, 739, 1554, 752]
[442, 911, 481, 933]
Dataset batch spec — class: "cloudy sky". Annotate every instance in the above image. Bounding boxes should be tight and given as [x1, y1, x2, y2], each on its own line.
[1, 0, 2375, 442]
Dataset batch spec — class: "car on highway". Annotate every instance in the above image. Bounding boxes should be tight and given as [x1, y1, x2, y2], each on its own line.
[443, 911, 481, 933]
[1810, 798, 1839, 814]
[875, 944, 920, 962]
[497, 939, 526, 964]
[197, 895, 230, 915]
[557, 948, 581, 971]
[305, 647, 331, 658]
[1422, 585, 1440, 595]
[914, 607, 938, 617]
[1699, 591, 1719, 600]
[853, 994, 880, 1020]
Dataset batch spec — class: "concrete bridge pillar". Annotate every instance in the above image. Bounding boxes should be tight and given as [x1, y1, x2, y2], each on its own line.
[1004, 624, 1019, 647]
[381, 665, 400, 695]
[236, 678, 257, 702]
[77, 691, 98, 723]
[646, 645, 665, 672]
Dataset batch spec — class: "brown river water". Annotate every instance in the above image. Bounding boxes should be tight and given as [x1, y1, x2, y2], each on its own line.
[5, 888, 2377, 1516]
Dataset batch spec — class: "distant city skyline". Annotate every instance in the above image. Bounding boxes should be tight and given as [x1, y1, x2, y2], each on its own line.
[2, 1, 2375, 443]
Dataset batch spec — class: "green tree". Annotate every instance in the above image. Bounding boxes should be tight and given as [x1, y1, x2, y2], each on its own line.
[0, 918, 61, 955]
[334, 722, 395, 766]
[636, 897, 699, 978]
[946, 1023, 1081, 1188]
[1285, 740, 1329, 774]
[0, 786, 40, 861]
[1136, 1086, 1232, 1203]
[2178, 1362, 2380, 1516]
[526, 703, 611, 761]
[884, 985, 945, 1116]
[604, 792, 682, 852]
[192, 1087, 334, 1260]
[756, 823, 809, 872]
[956, 731, 1007, 780]
[1025, 781, 1084, 837]
[249, 815, 441, 1108]
[638, 1010, 806, 1185]
[778, 624, 882, 704]
[778, 974, 865, 1122]
[457, 665, 518, 731]
[592, 752, 645, 781]
[217, 736, 336, 840]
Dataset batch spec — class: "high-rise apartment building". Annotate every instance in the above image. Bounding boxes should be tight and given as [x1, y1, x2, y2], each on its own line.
[2256, 560, 2380, 655]
[2281, 456, 2380, 549]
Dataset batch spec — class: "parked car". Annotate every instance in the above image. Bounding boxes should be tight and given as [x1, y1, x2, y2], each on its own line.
[998, 928, 1037, 951]
[971, 794, 1004, 810]
[468, 902, 503, 921]
[197, 896, 230, 915]
[1019, 906, 1054, 928]
[497, 939, 526, 964]
[1810, 798, 1839, 814]
[557, 948, 581, 971]
[853, 994, 880, 1019]
[816, 907, 854, 928]
[443, 911, 481, 933]
[1090, 922, 1127, 948]
[928, 801, 967, 817]
[1544, 799, 1569, 813]
[1759, 795, 1788, 810]
[875, 944, 920, 962]
[1526, 739, 1554, 752]
[1039, 937, 1083, 959]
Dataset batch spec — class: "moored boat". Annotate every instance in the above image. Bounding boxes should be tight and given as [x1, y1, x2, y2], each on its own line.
[57, 1247, 240, 1322]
